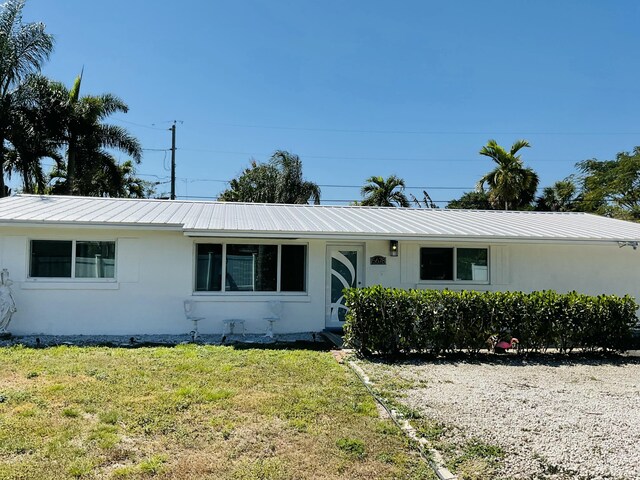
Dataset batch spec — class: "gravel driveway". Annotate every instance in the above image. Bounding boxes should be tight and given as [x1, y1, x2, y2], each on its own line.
[359, 354, 640, 480]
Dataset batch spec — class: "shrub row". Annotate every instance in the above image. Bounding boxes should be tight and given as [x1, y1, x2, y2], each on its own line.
[343, 286, 638, 355]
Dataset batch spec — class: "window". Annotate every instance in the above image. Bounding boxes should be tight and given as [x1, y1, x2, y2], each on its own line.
[30, 240, 116, 279]
[195, 244, 222, 291]
[420, 248, 453, 280]
[420, 247, 488, 282]
[456, 248, 488, 281]
[195, 243, 307, 293]
[226, 244, 277, 292]
[280, 245, 306, 292]
[30, 240, 72, 278]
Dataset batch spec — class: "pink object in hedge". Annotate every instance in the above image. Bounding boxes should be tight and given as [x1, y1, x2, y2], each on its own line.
[496, 338, 519, 350]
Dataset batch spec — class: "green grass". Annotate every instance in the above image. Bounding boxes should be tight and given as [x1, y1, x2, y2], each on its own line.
[0, 345, 433, 479]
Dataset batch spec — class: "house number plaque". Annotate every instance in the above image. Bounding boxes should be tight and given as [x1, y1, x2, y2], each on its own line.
[370, 255, 387, 265]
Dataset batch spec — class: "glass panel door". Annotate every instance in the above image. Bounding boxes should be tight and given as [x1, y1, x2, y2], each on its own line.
[326, 246, 363, 329]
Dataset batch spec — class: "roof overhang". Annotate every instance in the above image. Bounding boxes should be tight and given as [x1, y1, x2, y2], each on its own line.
[182, 229, 640, 246]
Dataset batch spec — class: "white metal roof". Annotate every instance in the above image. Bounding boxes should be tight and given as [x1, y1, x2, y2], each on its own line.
[1, 194, 640, 244]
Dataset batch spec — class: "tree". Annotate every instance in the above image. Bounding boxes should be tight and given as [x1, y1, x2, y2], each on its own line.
[575, 147, 640, 220]
[0, 0, 54, 196]
[49, 158, 154, 198]
[476, 139, 539, 210]
[410, 190, 438, 209]
[535, 179, 578, 212]
[360, 175, 409, 207]
[219, 151, 320, 204]
[447, 191, 492, 210]
[49, 72, 142, 196]
[5, 74, 65, 193]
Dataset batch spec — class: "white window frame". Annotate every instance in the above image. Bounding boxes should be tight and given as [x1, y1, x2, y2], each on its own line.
[193, 241, 309, 296]
[418, 245, 490, 285]
[27, 239, 117, 282]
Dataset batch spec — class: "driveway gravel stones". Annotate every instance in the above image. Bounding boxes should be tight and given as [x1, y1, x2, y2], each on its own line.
[360, 355, 640, 480]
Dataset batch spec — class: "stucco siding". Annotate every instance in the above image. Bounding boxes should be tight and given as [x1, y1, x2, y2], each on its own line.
[1, 228, 328, 335]
[1, 226, 639, 336]
[507, 243, 640, 297]
[400, 241, 639, 299]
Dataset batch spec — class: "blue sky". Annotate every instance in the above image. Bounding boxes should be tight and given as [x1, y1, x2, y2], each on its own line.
[22, 0, 640, 204]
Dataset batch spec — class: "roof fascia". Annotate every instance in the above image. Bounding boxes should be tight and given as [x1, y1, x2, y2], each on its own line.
[182, 230, 637, 246]
[0, 221, 183, 232]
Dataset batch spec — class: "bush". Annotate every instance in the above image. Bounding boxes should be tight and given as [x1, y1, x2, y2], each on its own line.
[343, 287, 638, 355]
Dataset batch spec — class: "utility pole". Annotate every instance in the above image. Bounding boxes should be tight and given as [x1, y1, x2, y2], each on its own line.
[170, 121, 176, 200]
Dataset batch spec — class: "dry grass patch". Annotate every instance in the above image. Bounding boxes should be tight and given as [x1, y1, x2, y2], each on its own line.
[0, 345, 433, 479]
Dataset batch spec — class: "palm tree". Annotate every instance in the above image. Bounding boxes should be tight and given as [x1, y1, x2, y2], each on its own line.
[535, 180, 578, 212]
[52, 72, 142, 195]
[476, 139, 539, 210]
[5, 74, 65, 193]
[50, 158, 154, 198]
[360, 175, 410, 207]
[0, 0, 54, 196]
[410, 190, 438, 208]
[219, 151, 320, 204]
[270, 150, 320, 204]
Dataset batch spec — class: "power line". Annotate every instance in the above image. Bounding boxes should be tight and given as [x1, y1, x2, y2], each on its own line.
[176, 147, 583, 164]
[111, 117, 167, 131]
[174, 195, 455, 204]
[320, 184, 470, 190]
[201, 122, 640, 136]
[110, 114, 640, 136]
[135, 173, 473, 190]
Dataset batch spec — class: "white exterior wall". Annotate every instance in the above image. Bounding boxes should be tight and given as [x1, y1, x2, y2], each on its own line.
[0, 227, 327, 335]
[1, 227, 639, 336]
[396, 240, 640, 298]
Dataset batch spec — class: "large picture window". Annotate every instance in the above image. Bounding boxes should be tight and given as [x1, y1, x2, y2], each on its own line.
[30, 240, 116, 279]
[195, 243, 307, 293]
[420, 247, 488, 282]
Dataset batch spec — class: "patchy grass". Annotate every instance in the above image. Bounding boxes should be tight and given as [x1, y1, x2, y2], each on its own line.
[357, 360, 504, 480]
[444, 439, 504, 480]
[0, 345, 433, 479]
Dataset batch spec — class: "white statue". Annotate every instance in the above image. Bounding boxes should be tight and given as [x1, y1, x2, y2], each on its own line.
[0, 269, 17, 335]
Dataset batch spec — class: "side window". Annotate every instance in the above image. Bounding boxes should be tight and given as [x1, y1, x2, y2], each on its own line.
[420, 247, 489, 282]
[30, 240, 116, 279]
[195, 244, 222, 291]
[280, 245, 306, 292]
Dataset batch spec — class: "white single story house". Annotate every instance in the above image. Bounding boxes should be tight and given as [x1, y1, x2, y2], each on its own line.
[1, 194, 640, 336]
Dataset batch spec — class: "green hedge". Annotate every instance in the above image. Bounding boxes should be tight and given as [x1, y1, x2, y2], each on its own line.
[343, 287, 638, 355]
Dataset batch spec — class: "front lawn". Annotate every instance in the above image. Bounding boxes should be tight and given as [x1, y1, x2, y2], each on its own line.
[0, 345, 431, 479]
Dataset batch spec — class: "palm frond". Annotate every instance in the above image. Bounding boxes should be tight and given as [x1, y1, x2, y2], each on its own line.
[95, 124, 142, 161]
[510, 139, 531, 156]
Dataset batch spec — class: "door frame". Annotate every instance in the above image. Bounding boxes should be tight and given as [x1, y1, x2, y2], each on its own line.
[325, 244, 365, 330]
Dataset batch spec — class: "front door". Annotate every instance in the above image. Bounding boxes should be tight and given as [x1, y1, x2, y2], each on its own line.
[326, 246, 364, 330]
